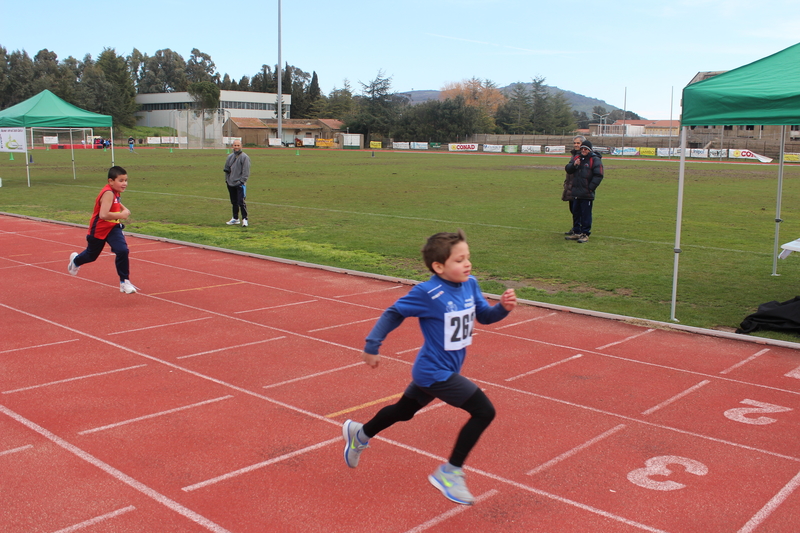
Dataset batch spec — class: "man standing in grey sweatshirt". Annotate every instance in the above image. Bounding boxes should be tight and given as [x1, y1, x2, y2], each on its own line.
[224, 140, 251, 227]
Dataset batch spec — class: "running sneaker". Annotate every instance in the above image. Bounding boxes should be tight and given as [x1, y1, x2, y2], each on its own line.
[226, 218, 240, 225]
[67, 252, 80, 276]
[120, 280, 139, 294]
[342, 419, 368, 468]
[242, 218, 248, 227]
[428, 464, 475, 505]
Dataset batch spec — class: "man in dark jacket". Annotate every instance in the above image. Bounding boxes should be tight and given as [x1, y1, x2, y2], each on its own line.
[562, 135, 585, 235]
[564, 140, 603, 243]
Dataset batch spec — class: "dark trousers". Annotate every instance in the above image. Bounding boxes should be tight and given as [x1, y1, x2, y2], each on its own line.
[362, 387, 495, 468]
[227, 184, 248, 220]
[572, 198, 593, 236]
[74, 225, 130, 281]
[568, 200, 579, 230]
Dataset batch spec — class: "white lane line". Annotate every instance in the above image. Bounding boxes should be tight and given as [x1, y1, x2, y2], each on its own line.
[78, 395, 234, 435]
[505, 354, 583, 382]
[641, 380, 711, 415]
[595, 329, 655, 350]
[234, 300, 318, 314]
[263, 362, 363, 390]
[0, 338, 80, 355]
[334, 285, 404, 298]
[182, 437, 340, 492]
[737, 468, 800, 533]
[495, 312, 557, 330]
[51, 505, 137, 533]
[0, 444, 33, 457]
[308, 317, 380, 333]
[396, 346, 422, 355]
[107, 316, 213, 336]
[785, 364, 800, 379]
[2, 365, 148, 394]
[0, 404, 233, 533]
[720, 348, 770, 375]
[527, 425, 627, 476]
[176, 337, 286, 360]
[402, 489, 499, 532]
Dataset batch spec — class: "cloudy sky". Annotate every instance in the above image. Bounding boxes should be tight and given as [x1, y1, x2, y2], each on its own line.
[3, 0, 799, 119]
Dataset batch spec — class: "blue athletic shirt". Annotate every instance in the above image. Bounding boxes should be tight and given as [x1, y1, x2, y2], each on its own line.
[364, 274, 510, 387]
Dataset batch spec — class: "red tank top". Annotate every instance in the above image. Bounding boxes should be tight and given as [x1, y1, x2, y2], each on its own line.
[87, 184, 122, 239]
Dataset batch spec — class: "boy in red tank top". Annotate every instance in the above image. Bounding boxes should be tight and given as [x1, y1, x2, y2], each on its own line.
[68, 166, 139, 294]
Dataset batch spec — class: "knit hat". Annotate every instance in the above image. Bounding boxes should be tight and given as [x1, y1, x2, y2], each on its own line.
[580, 140, 593, 150]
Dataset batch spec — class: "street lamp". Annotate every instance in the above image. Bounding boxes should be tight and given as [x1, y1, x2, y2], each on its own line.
[593, 112, 610, 136]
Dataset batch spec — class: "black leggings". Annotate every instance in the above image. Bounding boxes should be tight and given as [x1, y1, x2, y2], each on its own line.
[362, 388, 495, 468]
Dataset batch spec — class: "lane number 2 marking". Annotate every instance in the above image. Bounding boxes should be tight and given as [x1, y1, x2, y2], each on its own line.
[723, 399, 793, 426]
[627, 456, 708, 491]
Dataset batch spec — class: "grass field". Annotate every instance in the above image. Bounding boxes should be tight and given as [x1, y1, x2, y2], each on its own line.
[2, 146, 800, 339]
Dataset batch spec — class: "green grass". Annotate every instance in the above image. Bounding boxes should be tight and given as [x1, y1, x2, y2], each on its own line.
[3, 146, 800, 340]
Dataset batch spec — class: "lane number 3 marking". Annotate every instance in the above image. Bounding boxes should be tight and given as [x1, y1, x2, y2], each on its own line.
[724, 399, 793, 426]
[627, 456, 708, 491]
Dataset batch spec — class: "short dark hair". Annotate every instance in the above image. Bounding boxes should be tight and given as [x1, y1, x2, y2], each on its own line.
[422, 229, 467, 273]
[108, 166, 127, 180]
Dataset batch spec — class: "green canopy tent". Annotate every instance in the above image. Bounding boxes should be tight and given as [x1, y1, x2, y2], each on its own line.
[671, 42, 800, 321]
[0, 90, 114, 186]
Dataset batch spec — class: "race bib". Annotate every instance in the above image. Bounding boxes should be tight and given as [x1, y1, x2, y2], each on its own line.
[444, 307, 475, 351]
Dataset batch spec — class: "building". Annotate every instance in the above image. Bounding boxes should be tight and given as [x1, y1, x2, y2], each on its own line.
[134, 90, 291, 129]
[222, 117, 344, 146]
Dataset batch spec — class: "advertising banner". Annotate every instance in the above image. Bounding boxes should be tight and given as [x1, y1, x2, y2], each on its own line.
[317, 139, 334, 148]
[483, 144, 502, 152]
[268, 138, 282, 146]
[612, 147, 640, 156]
[147, 137, 161, 144]
[0, 128, 27, 153]
[730, 149, 772, 163]
[370, 141, 382, 149]
[410, 142, 429, 150]
[43, 135, 59, 145]
[639, 147, 656, 156]
[392, 142, 410, 150]
[503, 145, 518, 153]
[545, 145, 566, 154]
[448, 143, 478, 151]
[521, 145, 542, 153]
[657, 148, 671, 157]
[783, 153, 800, 163]
[709, 149, 728, 158]
[689, 149, 708, 158]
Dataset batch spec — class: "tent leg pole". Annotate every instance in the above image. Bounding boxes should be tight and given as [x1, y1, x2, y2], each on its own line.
[772, 126, 787, 276]
[70, 129, 76, 180]
[670, 126, 688, 322]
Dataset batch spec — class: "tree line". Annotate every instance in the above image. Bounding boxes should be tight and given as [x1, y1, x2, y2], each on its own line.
[0, 45, 636, 142]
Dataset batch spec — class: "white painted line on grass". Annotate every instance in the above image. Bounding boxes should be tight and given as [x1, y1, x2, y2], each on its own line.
[495, 312, 557, 330]
[527, 425, 627, 476]
[263, 362, 364, 390]
[402, 489, 499, 532]
[0, 338, 81, 355]
[334, 285, 404, 298]
[505, 354, 583, 382]
[182, 437, 340, 492]
[737, 468, 800, 533]
[78, 395, 234, 435]
[2, 365, 148, 394]
[107, 316, 213, 336]
[308, 316, 381, 333]
[785, 364, 800, 380]
[234, 299, 318, 314]
[641, 380, 711, 415]
[720, 348, 770, 375]
[595, 329, 655, 350]
[0, 404, 233, 533]
[176, 337, 286, 360]
[0, 444, 33, 457]
[51, 505, 137, 533]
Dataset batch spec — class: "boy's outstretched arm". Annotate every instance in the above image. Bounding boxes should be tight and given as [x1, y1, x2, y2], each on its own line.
[500, 288, 517, 312]
[363, 305, 406, 369]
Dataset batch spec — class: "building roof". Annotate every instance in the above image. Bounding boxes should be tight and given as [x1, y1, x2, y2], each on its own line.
[318, 119, 344, 130]
[231, 117, 268, 129]
[645, 120, 680, 128]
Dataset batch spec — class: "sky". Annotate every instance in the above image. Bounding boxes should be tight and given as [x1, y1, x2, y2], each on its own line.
[2, 0, 799, 120]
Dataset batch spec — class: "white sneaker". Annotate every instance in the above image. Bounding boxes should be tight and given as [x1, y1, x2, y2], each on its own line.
[120, 280, 139, 294]
[226, 218, 240, 225]
[242, 219, 248, 227]
[67, 252, 80, 276]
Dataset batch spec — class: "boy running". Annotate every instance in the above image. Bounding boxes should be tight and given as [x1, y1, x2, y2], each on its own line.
[343, 229, 517, 505]
[67, 166, 138, 294]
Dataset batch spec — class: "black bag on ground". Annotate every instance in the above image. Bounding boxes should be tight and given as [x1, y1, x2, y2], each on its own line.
[736, 296, 800, 334]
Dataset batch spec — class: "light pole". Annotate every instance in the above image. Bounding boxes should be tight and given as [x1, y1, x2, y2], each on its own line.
[593, 112, 610, 137]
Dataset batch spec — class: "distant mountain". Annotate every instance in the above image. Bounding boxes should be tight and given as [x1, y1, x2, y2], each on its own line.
[399, 84, 632, 119]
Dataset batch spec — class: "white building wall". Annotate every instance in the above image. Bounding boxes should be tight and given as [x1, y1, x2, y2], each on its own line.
[135, 90, 291, 128]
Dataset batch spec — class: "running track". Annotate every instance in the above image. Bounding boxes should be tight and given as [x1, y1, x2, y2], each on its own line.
[1, 213, 799, 533]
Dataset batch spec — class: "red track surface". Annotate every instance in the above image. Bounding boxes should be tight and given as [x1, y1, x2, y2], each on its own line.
[1, 214, 799, 533]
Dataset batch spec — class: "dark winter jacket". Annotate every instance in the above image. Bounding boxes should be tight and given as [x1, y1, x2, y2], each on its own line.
[565, 150, 603, 200]
[562, 149, 579, 201]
